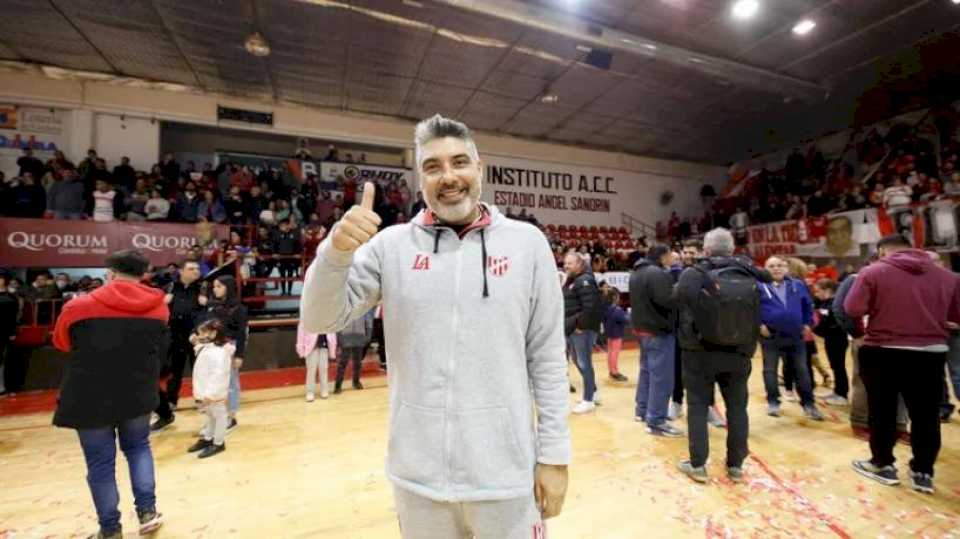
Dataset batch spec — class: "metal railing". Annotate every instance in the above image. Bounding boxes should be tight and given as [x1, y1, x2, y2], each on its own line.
[621, 212, 656, 238]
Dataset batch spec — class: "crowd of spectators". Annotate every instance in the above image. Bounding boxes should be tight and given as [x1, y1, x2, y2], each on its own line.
[653, 116, 960, 245]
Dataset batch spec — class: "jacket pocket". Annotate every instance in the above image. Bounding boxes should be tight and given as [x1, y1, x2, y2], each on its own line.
[451, 407, 529, 489]
[388, 401, 444, 487]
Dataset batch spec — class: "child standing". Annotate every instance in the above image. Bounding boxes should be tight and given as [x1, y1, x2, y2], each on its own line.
[296, 324, 337, 402]
[187, 319, 234, 458]
[813, 279, 849, 406]
[604, 289, 629, 382]
[335, 310, 373, 394]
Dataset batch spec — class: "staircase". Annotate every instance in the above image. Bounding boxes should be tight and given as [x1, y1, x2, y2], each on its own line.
[621, 212, 656, 239]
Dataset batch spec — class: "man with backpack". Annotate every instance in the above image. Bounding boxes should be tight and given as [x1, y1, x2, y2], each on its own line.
[630, 245, 682, 437]
[673, 228, 770, 483]
[759, 256, 825, 421]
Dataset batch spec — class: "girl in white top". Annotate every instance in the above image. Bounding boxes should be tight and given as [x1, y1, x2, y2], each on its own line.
[187, 319, 235, 459]
[144, 189, 170, 221]
[92, 180, 117, 222]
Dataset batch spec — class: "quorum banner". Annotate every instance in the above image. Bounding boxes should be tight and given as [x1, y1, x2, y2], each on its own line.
[480, 155, 706, 228]
[0, 218, 229, 267]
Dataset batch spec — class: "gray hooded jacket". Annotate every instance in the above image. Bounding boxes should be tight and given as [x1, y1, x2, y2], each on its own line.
[300, 204, 570, 502]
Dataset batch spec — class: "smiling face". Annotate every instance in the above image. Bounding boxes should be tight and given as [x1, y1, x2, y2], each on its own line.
[418, 137, 482, 225]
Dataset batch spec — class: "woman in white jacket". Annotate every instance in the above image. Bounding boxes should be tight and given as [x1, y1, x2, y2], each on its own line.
[187, 319, 235, 459]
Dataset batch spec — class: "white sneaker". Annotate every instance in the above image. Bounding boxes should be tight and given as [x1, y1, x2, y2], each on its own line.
[668, 401, 684, 420]
[784, 390, 799, 403]
[306, 392, 315, 402]
[707, 406, 726, 428]
[592, 392, 601, 406]
[319, 390, 329, 399]
[824, 394, 848, 406]
[572, 400, 597, 414]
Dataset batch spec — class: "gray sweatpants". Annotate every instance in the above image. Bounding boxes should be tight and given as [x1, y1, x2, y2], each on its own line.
[393, 487, 544, 539]
[200, 401, 228, 445]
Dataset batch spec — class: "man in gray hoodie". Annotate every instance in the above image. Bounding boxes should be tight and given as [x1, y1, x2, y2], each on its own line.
[301, 115, 570, 538]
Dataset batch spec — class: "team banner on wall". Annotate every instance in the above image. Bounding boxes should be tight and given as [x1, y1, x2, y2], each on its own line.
[0, 218, 229, 268]
[747, 201, 959, 261]
[318, 162, 414, 186]
[0, 106, 68, 180]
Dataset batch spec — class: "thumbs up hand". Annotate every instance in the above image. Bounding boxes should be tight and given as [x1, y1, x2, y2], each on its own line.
[331, 182, 382, 252]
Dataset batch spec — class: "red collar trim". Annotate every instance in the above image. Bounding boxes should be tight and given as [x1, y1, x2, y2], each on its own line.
[423, 205, 491, 238]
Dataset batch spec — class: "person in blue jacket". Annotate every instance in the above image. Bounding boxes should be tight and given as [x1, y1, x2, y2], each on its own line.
[759, 256, 824, 421]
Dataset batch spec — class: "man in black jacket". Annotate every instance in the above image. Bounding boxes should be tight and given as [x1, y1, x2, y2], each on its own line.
[563, 252, 602, 414]
[151, 260, 204, 430]
[631, 245, 682, 437]
[0, 274, 19, 395]
[674, 228, 770, 484]
[52, 250, 168, 538]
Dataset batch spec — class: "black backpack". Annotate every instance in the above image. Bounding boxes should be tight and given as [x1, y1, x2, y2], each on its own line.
[693, 265, 760, 347]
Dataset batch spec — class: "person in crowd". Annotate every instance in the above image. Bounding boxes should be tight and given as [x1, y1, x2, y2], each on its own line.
[759, 256, 824, 420]
[301, 115, 569, 534]
[197, 189, 226, 223]
[564, 251, 603, 414]
[783, 257, 832, 392]
[78, 149, 98, 179]
[845, 234, 960, 495]
[54, 273, 73, 293]
[196, 276, 247, 432]
[51, 250, 167, 538]
[158, 153, 180, 185]
[224, 185, 249, 225]
[296, 324, 337, 402]
[144, 189, 170, 221]
[603, 289, 628, 383]
[812, 279, 850, 406]
[8, 172, 47, 218]
[253, 226, 277, 279]
[112, 156, 136, 192]
[47, 166, 87, 220]
[0, 275, 19, 396]
[151, 260, 204, 431]
[17, 147, 46, 181]
[125, 178, 151, 221]
[315, 190, 336, 226]
[272, 219, 302, 296]
[334, 309, 373, 394]
[185, 319, 234, 459]
[173, 180, 201, 223]
[883, 177, 913, 209]
[674, 228, 770, 483]
[410, 191, 427, 216]
[631, 245, 682, 437]
[90, 179, 123, 222]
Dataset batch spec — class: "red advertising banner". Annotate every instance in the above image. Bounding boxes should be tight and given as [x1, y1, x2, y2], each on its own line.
[0, 218, 229, 268]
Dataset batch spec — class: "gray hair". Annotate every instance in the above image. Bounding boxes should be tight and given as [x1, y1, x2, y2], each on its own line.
[703, 227, 735, 256]
[414, 114, 480, 169]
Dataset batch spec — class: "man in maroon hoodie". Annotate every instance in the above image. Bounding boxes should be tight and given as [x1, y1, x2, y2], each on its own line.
[845, 234, 960, 495]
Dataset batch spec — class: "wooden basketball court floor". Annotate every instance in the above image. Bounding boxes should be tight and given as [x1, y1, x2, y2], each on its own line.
[2, 347, 959, 538]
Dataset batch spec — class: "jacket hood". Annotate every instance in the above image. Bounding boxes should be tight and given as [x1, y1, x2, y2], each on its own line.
[702, 256, 771, 282]
[90, 280, 167, 314]
[633, 259, 657, 270]
[878, 249, 933, 275]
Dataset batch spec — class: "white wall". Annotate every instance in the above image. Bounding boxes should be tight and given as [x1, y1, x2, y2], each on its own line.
[94, 113, 160, 172]
[0, 70, 725, 226]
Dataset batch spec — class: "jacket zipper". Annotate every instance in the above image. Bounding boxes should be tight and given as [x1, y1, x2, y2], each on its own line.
[442, 236, 464, 489]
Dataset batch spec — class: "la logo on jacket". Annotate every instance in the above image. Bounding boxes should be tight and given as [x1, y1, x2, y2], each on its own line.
[411, 254, 431, 271]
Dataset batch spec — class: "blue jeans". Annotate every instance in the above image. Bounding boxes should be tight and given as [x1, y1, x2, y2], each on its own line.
[569, 331, 597, 402]
[76, 415, 156, 533]
[761, 335, 815, 406]
[228, 367, 240, 416]
[635, 333, 676, 427]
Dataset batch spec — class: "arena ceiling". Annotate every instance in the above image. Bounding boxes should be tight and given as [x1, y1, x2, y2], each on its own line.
[1, 0, 959, 164]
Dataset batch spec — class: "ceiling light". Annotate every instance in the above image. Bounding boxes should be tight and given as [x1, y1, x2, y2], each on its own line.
[244, 32, 271, 57]
[576, 45, 592, 53]
[953, 0, 960, 5]
[792, 19, 816, 35]
[621, 38, 636, 44]
[540, 93, 559, 104]
[688, 57, 705, 64]
[731, 0, 759, 20]
[643, 43, 658, 51]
